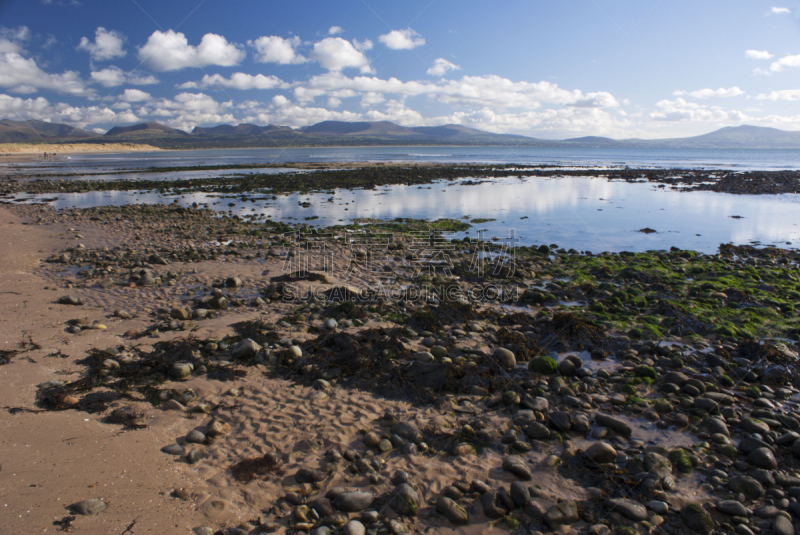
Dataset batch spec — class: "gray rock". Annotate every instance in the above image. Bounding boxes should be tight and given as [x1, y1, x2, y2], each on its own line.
[705, 417, 730, 436]
[730, 476, 765, 500]
[773, 515, 795, 535]
[412, 351, 434, 363]
[605, 498, 648, 521]
[171, 362, 194, 380]
[232, 338, 261, 359]
[161, 399, 186, 412]
[436, 496, 469, 525]
[69, 499, 107, 515]
[717, 500, 748, 517]
[586, 442, 617, 463]
[594, 413, 632, 437]
[388, 483, 420, 516]
[644, 452, 673, 478]
[295, 468, 327, 484]
[58, 295, 83, 306]
[648, 500, 669, 514]
[186, 449, 205, 464]
[391, 421, 422, 444]
[333, 491, 374, 513]
[161, 444, 186, 455]
[545, 500, 580, 528]
[525, 422, 551, 439]
[324, 318, 339, 330]
[502, 456, 532, 480]
[510, 481, 530, 507]
[480, 490, 509, 519]
[549, 411, 571, 432]
[493, 347, 516, 369]
[748, 447, 778, 469]
[430, 346, 449, 358]
[558, 358, 577, 376]
[342, 520, 365, 535]
[185, 430, 206, 444]
[741, 417, 771, 435]
[192, 528, 215, 535]
[681, 504, 713, 535]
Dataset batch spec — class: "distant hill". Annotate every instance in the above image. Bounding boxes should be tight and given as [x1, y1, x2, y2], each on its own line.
[5, 119, 800, 150]
[104, 122, 189, 137]
[0, 119, 94, 143]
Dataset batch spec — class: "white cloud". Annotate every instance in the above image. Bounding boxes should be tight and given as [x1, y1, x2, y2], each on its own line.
[90, 66, 158, 87]
[352, 39, 373, 52]
[0, 26, 29, 54]
[77, 27, 125, 61]
[249, 35, 306, 64]
[756, 89, 800, 101]
[179, 72, 287, 90]
[378, 28, 425, 50]
[650, 97, 749, 122]
[672, 87, 745, 98]
[769, 53, 800, 72]
[328, 26, 343, 35]
[119, 88, 150, 102]
[137, 30, 244, 71]
[427, 58, 461, 77]
[136, 92, 235, 131]
[311, 38, 373, 73]
[745, 49, 774, 60]
[0, 93, 139, 127]
[769, 7, 791, 14]
[0, 53, 88, 95]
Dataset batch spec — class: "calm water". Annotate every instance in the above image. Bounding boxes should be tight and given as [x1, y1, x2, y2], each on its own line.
[7, 145, 800, 171]
[12, 176, 800, 253]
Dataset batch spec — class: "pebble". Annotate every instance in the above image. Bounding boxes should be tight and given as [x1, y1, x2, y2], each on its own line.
[333, 491, 374, 512]
[161, 444, 186, 455]
[435, 496, 469, 525]
[69, 499, 107, 515]
[586, 441, 617, 463]
[342, 520, 365, 535]
[185, 430, 206, 444]
[493, 347, 516, 369]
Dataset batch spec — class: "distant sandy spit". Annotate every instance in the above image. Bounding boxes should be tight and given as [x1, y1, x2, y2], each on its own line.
[0, 142, 160, 155]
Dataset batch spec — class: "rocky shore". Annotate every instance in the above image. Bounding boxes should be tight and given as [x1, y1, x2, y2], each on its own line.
[1, 190, 799, 534]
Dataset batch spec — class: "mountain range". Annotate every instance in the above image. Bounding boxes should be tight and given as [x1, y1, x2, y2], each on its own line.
[3, 118, 800, 150]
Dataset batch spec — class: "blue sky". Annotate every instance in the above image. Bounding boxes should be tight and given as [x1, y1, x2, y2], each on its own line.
[1, 0, 799, 138]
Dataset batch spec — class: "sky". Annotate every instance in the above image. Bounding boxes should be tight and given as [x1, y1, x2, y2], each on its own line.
[1, 0, 800, 139]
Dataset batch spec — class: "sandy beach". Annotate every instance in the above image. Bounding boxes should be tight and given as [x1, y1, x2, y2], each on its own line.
[0, 181, 798, 535]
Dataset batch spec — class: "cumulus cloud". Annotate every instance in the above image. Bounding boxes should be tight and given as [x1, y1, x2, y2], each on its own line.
[119, 88, 150, 102]
[0, 53, 88, 95]
[311, 38, 373, 73]
[179, 72, 287, 90]
[769, 7, 790, 14]
[77, 27, 125, 61]
[0, 93, 139, 127]
[572, 92, 620, 108]
[769, 53, 800, 72]
[745, 49, 774, 60]
[756, 89, 800, 101]
[378, 28, 425, 50]
[0, 26, 29, 54]
[427, 58, 460, 77]
[137, 30, 244, 71]
[650, 97, 749, 122]
[89, 66, 158, 87]
[137, 92, 235, 131]
[328, 26, 343, 35]
[672, 87, 745, 98]
[249, 35, 306, 64]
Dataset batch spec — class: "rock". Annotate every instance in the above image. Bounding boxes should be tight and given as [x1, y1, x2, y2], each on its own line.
[545, 500, 580, 528]
[412, 351, 435, 363]
[558, 358, 577, 376]
[525, 422, 551, 439]
[289, 345, 303, 358]
[493, 347, 516, 369]
[773, 515, 795, 535]
[595, 413, 632, 437]
[192, 528, 215, 535]
[741, 417, 771, 435]
[748, 447, 778, 469]
[225, 276, 243, 288]
[206, 419, 231, 438]
[170, 307, 190, 320]
[391, 421, 422, 444]
[705, 417, 730, 436]
[730, 476, 765, 500]
[58, 295, 83, 306]
[69, 499, 107, 515]
[362, 432, 381, 448]
[681, 503, 713, 535]
[587, 442, 617, 463]
[333, 491, 374, 513]
[171, 362, 194, 380]
[185, 430, 206, 444]
[644, 452, 672, 478]
[232, 338, 262, 359]
[510, 481, 530, 507]
[186, 449, 205, 464]
[388, 483, 420, 516]
[436, 496, 469, 525]
[480, 490, 509, 519]
[717, 500, 749, 517]
[605, 498, 648, 521]
[324, 318, 339, 330]
[161, 443, 185, 455]
[649, 501, 669, 514]
[549, 411, 571, 432]
[430, 346, 448, 358]
[502, 456, 532, 480]
[295, 468, 327, 484]
[161, 399, 186, 411]
[342, 520, 365, 535]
